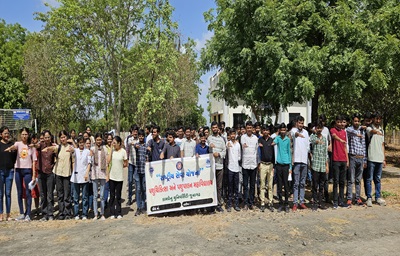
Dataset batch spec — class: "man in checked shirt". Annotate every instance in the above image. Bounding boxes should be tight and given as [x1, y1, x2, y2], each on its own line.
[134, 129, 149, 216]
[345, 113, 367, 207]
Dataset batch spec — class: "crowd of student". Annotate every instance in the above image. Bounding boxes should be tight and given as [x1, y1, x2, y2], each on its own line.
[0, 111, 386, 221]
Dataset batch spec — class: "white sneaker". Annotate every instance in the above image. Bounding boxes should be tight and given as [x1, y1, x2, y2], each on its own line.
[24, 215, 31, 222]
[100, 216, 105, 220]
[117, 215, 122, 219]
[376, 198, 386, 206]
[367, 198, 373, 207]
[15, 214, 25, 221]
[74, 216, 80, 220]
[82, 216, 87, 220]
[110, 216, 115, 219]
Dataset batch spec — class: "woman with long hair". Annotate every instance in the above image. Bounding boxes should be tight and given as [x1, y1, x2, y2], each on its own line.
[4, 127, 37, 221]
[0, 126, 17, 221]
[107, 135, 127, 219]
[37, 130, 57, 221]
[91, 133, 108, 220]
[103, 133, 113, 209]
[43, 130, 74, 220]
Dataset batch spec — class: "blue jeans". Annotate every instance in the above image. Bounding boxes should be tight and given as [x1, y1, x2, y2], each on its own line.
[128, 164, 135, 201]
[134, 170, 146, 210]
[366, 161, 383, 199]
[72, 183, 89, 217]
[0, 169, 14, 214]
[88, 182, 93, 210]
[347, 156, 364, 200]
[15, 168, 32, 216]
[293, 163, 307, 204]
[92, 179, 106, 216]
[104, 181, 109, 207]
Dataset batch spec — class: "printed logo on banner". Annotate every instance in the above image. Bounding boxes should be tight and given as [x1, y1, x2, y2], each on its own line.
[206, 159, 211, 168]
[149, 167, 154, 173]
[176, 161, 183, 171]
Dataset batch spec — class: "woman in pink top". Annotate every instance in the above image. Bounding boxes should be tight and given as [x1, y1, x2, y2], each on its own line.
[5, 127, 37, 221]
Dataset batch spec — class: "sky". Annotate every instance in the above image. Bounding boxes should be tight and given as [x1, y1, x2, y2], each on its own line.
[0, 0, 217, 122]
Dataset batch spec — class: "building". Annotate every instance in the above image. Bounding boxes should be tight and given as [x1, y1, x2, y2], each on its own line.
[209, 70, 312, 128]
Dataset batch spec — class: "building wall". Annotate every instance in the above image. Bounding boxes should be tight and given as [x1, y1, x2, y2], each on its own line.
[209, 71, 312, 127]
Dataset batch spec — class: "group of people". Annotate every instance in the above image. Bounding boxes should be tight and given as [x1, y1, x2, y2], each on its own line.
[0, 126, 129, 221]
[0, 111, 386, 221]
[124, 112, 386, 214]
[203, 112, 386, 213]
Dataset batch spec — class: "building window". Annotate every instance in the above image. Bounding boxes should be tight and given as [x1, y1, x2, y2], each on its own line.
[233, 113, 246, 128]
[289, 113, 300, 123]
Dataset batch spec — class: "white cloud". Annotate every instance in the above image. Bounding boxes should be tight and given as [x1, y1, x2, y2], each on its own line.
[194, 31, 213, 53]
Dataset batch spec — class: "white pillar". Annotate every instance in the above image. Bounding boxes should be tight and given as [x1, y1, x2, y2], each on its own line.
[279, 106, 285, 124]
[307, 100, 312, 124]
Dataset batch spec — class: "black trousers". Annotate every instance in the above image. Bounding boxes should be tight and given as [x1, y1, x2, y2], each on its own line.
[242, 168, 257, 207]
[109, 180, 123, 216]
[276, 164, 289, 205]
[56, 175, 71, 217]
[312, 171, 326, 205]
[227, 170, 239, 208]
[38, 172, 55, 218]
[332, 161, 347, 205]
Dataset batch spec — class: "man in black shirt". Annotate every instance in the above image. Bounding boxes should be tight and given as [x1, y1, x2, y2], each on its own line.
[258, 125, 275, 212]
[147, 126, 165, 162]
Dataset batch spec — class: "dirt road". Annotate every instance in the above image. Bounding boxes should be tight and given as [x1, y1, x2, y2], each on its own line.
[1, 168, 399, 255]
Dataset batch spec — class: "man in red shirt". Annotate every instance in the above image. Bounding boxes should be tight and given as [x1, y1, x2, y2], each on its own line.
[330, 115, 349, 209]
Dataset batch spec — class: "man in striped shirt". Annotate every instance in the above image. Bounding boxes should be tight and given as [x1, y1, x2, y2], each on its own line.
[346, 114, 367, 207]
[310, 122, 329, 211]
[134, 129, 149, 216]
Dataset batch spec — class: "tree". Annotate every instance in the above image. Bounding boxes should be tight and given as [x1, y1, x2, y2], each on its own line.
[23, 32, 92, 131]
[201, 0, 400, 125]
[36, 0, 146, 134]
[319, 0, 400, 129]
[34, 0, 204, 132]
[0, 19, 27, 109]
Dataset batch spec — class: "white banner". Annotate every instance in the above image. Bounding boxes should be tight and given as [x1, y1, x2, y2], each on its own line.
[145, 154, 217, 215]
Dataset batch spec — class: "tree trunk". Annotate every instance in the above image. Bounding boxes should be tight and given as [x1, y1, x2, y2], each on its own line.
[311, 92, 320, 124]
[274, 107, 280, 125]
[116, 76, 122, 135]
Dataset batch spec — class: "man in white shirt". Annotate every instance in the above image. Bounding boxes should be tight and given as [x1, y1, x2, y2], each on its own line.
[240, 121, 259, 210]
[180, 127, 196, 157]
[174, 126, 185, 147]
[207, 121, 227, 213]
[226, 128, 241, 212]
[145, 124, 153, 145]
[126, 125, 138, 206]
[291, 116, 310, 211]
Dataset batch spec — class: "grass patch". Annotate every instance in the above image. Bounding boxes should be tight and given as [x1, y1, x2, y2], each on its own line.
[381, 191, 397, 198]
